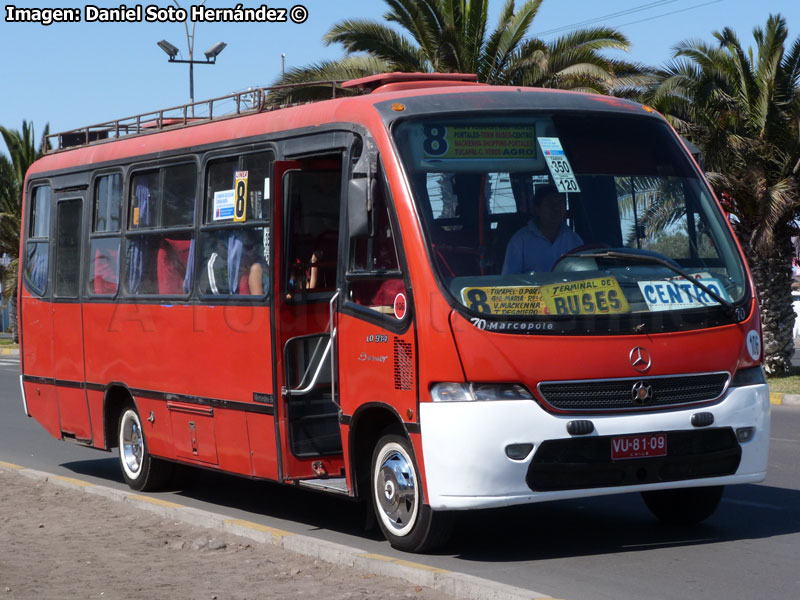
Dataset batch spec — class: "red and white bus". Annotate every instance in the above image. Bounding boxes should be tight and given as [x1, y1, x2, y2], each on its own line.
[19, 73, 769, 552]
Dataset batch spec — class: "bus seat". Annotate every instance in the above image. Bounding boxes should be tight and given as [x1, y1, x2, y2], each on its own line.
[158, 238, 192, 294]
[93, 245, 119, 294]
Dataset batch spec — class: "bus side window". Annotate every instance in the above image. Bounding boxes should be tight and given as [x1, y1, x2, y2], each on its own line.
[25, 184, 51, 295]
[198, 150, 272, 297]
[54, 199, 83, 298]
[125, 163, 197, 296]
[88, 173, 122, 296]
[347, 175, 406, 318]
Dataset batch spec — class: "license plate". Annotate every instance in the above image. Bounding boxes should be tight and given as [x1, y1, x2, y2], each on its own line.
[611, 433, 667, 460]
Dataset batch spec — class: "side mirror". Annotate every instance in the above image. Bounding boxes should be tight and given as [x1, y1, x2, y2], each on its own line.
[348, 177, 378, 238]
[681, 136, 705, 171]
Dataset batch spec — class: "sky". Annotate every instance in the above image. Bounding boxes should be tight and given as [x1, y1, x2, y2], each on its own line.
[1, 0, 799, 156]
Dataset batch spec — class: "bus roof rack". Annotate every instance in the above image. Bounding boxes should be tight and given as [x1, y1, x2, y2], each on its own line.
[45, 79, 346, 154]
[342, 72, 479, 93]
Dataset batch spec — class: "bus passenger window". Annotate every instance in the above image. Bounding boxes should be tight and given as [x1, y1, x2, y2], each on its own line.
[199, 150, 272, 297]
[55, 199, 82, 298]
[126, 232, 194, 295]
[198, 228, 268, 295]
[130, 164, 196, 230]
[163, 164, 196, 227]
[125, 163, 197, 296]
[88, 173, 122, 295]
[25, 185, 51, 295]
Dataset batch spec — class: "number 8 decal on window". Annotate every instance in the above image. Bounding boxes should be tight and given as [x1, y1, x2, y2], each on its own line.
[234, 171, 248, 222]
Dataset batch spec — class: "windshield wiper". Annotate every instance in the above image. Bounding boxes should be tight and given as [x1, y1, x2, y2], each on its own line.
[567, 249, 736, 318]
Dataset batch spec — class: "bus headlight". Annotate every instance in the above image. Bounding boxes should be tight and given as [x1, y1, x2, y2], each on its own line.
[430, 383, 533, 402]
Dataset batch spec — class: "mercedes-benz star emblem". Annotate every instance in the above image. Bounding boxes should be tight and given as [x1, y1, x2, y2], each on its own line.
[629, 347, 652, 373]
[632, 381, 654, 404]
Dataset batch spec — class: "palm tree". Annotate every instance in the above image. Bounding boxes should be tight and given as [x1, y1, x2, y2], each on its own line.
[0, 121, 50, 341]
[268, 0, 644, 103]
[646, 14, 800, 374]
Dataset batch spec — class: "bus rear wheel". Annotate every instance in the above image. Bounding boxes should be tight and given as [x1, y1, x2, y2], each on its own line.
[370, 432, 452, 552]
[117, 402, 172, 492]
[641, 485, 724, 525]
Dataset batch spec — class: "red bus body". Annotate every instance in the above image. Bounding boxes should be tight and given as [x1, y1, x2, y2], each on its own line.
[19, 75, 770, 552]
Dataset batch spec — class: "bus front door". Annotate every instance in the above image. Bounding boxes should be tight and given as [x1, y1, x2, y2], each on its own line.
[273, 158, 345, 482]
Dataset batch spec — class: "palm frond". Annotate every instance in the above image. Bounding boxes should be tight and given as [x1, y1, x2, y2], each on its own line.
[324, 20, 428, 72]
[266, 56, 392, 104]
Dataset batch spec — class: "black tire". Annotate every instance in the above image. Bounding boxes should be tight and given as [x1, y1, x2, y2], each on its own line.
[642, 486, 724, 525]
[117, 401, 173, 492]
[370, 432, 453, 553]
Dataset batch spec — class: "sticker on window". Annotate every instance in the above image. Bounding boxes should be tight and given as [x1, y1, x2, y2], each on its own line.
[541, 277, 629, 315]
[460, 286, 549, 315]
[460, 277, 629, 316]
[538, 137, 580, 193]
[213, 189, 235, 221]
[234, 171, 248, 222]
[637, 278, 731, 312]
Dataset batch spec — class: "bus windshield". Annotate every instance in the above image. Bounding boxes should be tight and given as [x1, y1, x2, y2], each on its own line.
[393, 112, 747, 326]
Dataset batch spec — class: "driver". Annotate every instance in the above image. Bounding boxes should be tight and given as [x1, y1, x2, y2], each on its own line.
[502, 184, 582, 273]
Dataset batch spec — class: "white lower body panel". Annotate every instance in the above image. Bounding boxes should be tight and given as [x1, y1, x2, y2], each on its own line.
[419, 383, 769, 510]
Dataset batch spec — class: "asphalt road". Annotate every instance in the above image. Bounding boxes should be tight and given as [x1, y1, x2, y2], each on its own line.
[2, 355, 799, 600]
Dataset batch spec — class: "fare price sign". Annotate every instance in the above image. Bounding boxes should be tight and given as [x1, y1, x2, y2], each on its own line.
[538, 137, 580, 193]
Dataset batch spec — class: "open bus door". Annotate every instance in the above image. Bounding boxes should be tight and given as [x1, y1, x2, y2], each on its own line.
[272, 157, 346, 485]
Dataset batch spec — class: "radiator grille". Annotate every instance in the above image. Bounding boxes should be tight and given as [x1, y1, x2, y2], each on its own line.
[393, 337, 414, 391]
[537, 372, 729, 412]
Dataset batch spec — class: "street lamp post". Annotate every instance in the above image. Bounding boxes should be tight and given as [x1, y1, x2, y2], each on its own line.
[156, 0, 226, 113]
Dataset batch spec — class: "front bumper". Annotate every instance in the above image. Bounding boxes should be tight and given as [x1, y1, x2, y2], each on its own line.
[419, 383, 769, 510]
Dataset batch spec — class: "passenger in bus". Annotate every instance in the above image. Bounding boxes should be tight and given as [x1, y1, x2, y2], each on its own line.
[201, 230, 266, 295]
[502, 184, 582, 273]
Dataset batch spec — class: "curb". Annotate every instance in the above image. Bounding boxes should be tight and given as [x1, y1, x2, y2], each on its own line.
[0, 461, 555, 600]
[769, 392, 800, 406]
[0, 348, 19, 356]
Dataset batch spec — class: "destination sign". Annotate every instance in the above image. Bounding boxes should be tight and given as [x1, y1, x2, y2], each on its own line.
[637, 278, 731, 312]
[460, 277, 630, 316]
[422, 125, 536, 160]
[541, 277, 629, 315]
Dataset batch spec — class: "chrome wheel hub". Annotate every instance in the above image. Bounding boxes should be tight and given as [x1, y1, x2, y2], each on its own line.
[376, 449, 416, 532]
[121, 413, 143, 476]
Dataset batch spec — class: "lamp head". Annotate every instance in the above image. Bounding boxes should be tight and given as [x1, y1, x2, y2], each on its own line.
[204, 42, 227, 60]
[157, 40, 179, 59]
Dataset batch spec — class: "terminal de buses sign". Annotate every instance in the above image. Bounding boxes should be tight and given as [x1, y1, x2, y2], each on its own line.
[461, 277, 630, 316]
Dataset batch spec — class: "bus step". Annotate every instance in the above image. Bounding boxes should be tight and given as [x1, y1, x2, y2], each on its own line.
[296, 477, 349, 495]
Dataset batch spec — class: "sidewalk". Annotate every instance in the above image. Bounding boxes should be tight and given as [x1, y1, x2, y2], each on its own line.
[0, 462, 546, 600]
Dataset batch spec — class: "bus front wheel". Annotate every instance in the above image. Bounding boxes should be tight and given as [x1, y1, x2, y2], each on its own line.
[370, 432, 452, 552]
[117, 402, 172, 492]
[641, 485, 724, 525]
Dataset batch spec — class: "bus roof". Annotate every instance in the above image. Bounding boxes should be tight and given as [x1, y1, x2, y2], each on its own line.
[29, 73, 653, 179]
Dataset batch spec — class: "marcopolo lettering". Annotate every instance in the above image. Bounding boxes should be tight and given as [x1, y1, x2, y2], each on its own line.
[486, 321, 554, 331]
